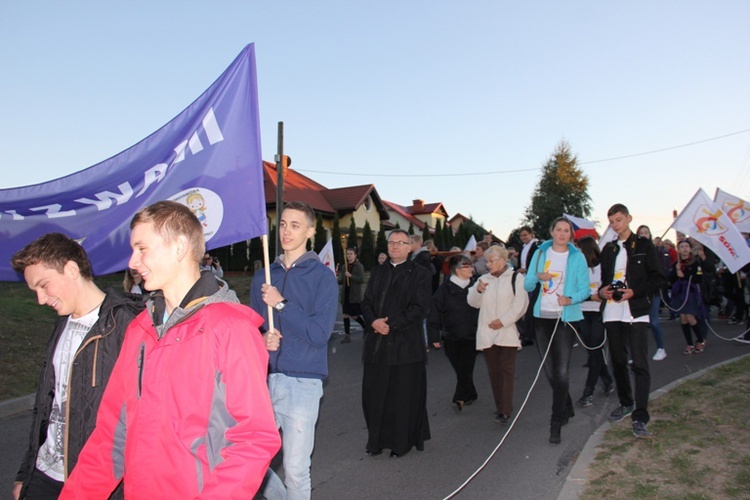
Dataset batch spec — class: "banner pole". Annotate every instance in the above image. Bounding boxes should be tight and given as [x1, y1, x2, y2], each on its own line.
[262, 234, 274, 333]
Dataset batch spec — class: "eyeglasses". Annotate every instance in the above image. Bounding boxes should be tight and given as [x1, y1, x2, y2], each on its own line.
[458, 264, 473, 269]
[387, 241, 410, 247]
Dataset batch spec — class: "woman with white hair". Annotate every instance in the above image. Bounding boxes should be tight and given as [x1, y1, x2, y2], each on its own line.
[467, 245, 529, 425]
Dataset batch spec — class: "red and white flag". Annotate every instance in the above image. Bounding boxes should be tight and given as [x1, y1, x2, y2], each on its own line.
[671, 188, 750, 273]
[563, 213, 599, 240]
[714, 188, 750, 233]
[317, 238, 337, 275]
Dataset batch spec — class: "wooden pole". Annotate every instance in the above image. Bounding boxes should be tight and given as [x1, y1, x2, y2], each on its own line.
[261, 234, 274, 333]
[274, 122, 284, 258]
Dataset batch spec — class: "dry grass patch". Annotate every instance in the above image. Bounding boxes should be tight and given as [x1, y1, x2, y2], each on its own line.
[581, 356, 750, 500]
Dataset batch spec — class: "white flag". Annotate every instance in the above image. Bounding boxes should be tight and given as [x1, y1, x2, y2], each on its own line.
[598, 225, 617, 251]
[317, 238, 337, 275]
[670, 189, 750, 273]
[714, 188, 750, 233]
[464, 234, 477, 252]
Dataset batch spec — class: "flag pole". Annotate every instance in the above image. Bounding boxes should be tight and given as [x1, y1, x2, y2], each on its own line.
[261, 234, 274, 333]
[341, 234, 349, 286]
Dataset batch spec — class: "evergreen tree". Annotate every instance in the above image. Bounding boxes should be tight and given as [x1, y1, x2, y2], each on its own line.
[268, 224, 277, 259]
[360, 220, 375, 270]
[434, 219, 444, 250]
[314, 213, 326, 253]
[347, 217, 358, 249]
[331, 213, 343, 270]
[230, 240, 248, 272]
[248, 236, 263, 274]
[407, 222, 414, 235]
[523, 140, 592, 240]
[376, 225, 388, 256]
[442, 221, 454, 249]
[421, 223, 431, 245]
[455, 223, 470, 250]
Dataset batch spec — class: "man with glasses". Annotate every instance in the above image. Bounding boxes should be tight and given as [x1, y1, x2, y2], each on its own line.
[361, 229, 432, 458]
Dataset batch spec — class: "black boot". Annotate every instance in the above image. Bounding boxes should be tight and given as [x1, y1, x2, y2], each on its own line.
[549, 420, 562, 445]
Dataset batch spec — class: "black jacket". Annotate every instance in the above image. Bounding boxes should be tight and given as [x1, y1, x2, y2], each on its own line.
[361, 259, 432, 365]
[599, 233, 666, 318]
[427, 277, 478, 343]
[16, 289, 144, 497]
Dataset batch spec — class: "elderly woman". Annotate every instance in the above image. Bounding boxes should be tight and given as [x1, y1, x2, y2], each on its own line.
[467, 246, 529, 425]
[524, 217, 590, 445]
[428, 254, 480, 412]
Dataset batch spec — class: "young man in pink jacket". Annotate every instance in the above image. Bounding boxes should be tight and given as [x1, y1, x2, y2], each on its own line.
[61, 200, 280, 498]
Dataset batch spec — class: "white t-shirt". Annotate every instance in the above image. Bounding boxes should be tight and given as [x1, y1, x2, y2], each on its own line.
[603, 240, 648, 323]
[581, 265, 602, 313]
[520, 238, 538, 270]
[540, 248, 568, 318]
[36, 306, 100, 480]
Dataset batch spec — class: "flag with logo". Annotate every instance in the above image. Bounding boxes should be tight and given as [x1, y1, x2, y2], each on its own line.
[670, 188, 750, 273]
[714, 188, 750, 233]
[318, 238, 337, 275]
[0, 44, 266, 281]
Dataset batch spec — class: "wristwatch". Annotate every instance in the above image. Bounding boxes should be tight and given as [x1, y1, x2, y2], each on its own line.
[274, 299, 288, 312]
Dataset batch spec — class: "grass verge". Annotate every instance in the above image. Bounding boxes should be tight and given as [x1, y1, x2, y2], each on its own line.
[580, 355, 750, 500]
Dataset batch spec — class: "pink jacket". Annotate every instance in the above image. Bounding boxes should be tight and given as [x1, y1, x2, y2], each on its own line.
[60, 302, 280, 499]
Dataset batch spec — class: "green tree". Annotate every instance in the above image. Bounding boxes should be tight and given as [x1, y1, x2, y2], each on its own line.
[268, 224, 277, 259]
[407, 222, 414, 235]
[331, 213, 343, 270]
[421, 223, 431, 244]
[230, 240, 248, 271]
[248, 236, 263, 274]
[523, 140, 592, 240]
[360, 220, 375, 270]
[376, 225, 388, 256]
[314, 213, 327, 253]
[347, 217, 358, 249]
[434, 219, 444, 250]
[442, 221, 454, 249]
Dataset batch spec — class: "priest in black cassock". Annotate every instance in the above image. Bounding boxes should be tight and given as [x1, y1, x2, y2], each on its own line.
[360, 228, 432, 458]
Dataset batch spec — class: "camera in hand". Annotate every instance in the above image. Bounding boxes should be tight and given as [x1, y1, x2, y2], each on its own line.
[610, 280, 627, 301]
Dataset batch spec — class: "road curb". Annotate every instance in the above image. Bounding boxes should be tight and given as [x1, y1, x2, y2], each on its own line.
[558, 352, 750, 500]
[0, 394, 34, 420]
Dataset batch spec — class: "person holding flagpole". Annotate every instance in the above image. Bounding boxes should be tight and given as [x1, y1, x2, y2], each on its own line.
[250, 201, 338, 500]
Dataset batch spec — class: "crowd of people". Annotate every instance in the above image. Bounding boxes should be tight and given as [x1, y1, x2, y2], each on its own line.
[8, 199, 750, 498]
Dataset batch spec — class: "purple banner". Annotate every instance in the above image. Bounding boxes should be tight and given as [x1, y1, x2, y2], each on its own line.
[0, 44, 267, 281]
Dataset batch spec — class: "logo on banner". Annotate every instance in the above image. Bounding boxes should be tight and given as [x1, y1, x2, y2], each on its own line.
[725, 200, 750, 225]
[172, 187, 224, 242]
[693, 206, 727, 236]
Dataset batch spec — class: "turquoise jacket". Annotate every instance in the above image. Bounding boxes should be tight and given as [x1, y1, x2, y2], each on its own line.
[523, 240, 590, 322]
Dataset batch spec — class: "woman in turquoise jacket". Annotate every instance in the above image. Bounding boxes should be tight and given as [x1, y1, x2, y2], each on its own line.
[524, 217, 590, 445]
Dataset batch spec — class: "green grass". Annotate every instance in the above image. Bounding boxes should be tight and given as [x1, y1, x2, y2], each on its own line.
[580, 356, 750, 500]
[0, 272, 254, 401]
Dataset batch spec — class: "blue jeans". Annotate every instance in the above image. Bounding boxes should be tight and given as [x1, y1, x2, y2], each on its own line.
[262, 373, 323, 500]
[649, 294, 665, 349]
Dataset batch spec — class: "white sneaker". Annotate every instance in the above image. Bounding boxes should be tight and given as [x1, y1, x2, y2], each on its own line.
[652, 348, 667, 361]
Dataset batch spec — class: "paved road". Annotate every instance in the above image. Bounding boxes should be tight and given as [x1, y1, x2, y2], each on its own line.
[2, 315, 748, 499]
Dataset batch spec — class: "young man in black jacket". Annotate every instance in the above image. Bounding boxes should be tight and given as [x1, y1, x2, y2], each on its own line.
[10, 233, 144, 499]
[598, 204, 666, 439]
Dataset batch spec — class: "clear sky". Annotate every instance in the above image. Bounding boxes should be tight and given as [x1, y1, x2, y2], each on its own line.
[2, 1, 749, 242]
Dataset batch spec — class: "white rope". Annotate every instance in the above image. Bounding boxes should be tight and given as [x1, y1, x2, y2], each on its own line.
[441, 314, 561, 500]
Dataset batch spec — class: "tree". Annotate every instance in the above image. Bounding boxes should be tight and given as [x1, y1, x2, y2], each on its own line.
[421, 223, 431, 245]
[248, 236, 263, 273]
[434, 219, 444, 250]
[314, 213, 327, 253]
[442, 221, 454, 249]
[523, 140, 592, 240]
[376, 225, 388, 256]
[347, 217, 358, 250]
[360, 220, 375, 270]
[230, 240, 248, 271]
[268, 224, 277, 259]
[407, 222, 414, 235]
[331, 213, 343, 270]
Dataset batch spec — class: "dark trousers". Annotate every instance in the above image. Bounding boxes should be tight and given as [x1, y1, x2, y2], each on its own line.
[534, 318, 574, 422]
[443, 338, 478, 403]
[579, 312, 612, 396]
[23, 467, 64, 499]
[482, 344, 517, 416]
[606, 321, 651, 423]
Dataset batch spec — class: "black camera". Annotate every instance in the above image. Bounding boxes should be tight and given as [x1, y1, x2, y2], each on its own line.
[610, 280, 627, 301]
